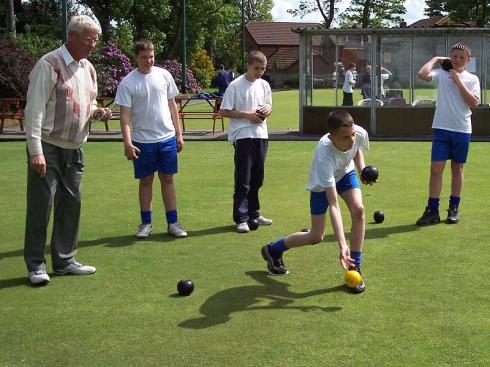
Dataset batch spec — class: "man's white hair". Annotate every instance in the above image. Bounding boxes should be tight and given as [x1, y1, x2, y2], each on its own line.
[67, 15, 101, 35]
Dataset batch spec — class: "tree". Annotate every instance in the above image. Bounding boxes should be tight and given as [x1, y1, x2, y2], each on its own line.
[78, 0, 134, 42]
[15, 0, 80, 38]
[340, 0, 406, 28]
[244, 0, 273, 21]
[424, 0, 490, 27]
[287, 0, 340, 28]
[424, 0, 445, 17]
[5, 0, 16, 37]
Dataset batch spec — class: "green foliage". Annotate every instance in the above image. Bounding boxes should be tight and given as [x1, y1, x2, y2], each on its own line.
[424, 0, 490, 27]
[15, 0, 80, 37]
[15, 29, 61, 59]
[189, 49, 215, 88]
[340, 0, 406, 28]
[108, 22, 135, 60]
[78, 0, 134, 41]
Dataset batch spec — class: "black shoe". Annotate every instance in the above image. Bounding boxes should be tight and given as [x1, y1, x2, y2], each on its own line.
[346, 266, 365, 294]
[416, 206, 440, 226]
[261, 243, 289, 275]
[447, 206, 460, 224]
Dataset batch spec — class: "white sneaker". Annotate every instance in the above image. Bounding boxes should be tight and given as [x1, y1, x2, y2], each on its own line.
[28, 269, 50, 285]
[136, 223, 152, 239]
[54, 262, 96, 275]
[236, 222, 250, 233]
[168, 222, 188, 238]
[257, 215, 273, 226]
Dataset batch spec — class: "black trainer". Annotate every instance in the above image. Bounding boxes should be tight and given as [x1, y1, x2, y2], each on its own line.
[346, 266, 365, 294]
[261, 243, 289, 275]
[447, 205, 460, 224]
[416, 206, 441, 226]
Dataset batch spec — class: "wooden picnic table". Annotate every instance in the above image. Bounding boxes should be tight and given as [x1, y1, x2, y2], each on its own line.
[0, 98, 26, 134]
[175, 96, 224, 134]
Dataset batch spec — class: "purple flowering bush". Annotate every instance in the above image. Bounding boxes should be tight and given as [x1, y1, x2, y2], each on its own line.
[91, 43, 134, 97]
[0, 39, 36, 98]
[158, 60, 200, 94]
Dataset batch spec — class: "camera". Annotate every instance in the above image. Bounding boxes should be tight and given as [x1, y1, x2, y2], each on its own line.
[441, 59, 452, 72]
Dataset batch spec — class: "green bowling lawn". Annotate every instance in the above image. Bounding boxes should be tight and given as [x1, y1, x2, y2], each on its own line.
[1, 141, 489, 366]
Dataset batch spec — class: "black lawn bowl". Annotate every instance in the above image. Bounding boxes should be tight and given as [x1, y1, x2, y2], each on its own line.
[373, 211, 385, 224]
[177, 279, 194, 296]
[361, 166, 379, 183]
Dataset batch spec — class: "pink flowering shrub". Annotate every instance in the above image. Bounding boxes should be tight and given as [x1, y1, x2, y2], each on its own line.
[158, 60, 201, 94]
[91, 43, 134, 97]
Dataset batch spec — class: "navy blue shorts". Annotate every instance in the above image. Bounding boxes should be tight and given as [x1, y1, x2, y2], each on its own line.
[310, 170, 360, 215]
[133, 137, 177, 179]
[431, 128, 471, 164]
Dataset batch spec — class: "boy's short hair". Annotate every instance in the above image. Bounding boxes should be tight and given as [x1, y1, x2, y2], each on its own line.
[348, 63, 356, 69]
[451, 43, 471, 58]
[327, 110, 354, 132]
[134, 39, 154, 55]
[246, 51, 267, 65]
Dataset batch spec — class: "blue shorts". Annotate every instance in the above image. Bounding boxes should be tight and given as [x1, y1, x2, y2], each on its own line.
[431, 129, 471, 164]
[310, 170, 360, 215]
[133, 137, 177, 179]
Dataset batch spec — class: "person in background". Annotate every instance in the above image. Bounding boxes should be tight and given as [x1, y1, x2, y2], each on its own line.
[342, 63, 356, 106]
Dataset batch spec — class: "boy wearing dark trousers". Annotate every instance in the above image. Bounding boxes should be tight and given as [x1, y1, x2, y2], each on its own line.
[220, 51, 273, 233]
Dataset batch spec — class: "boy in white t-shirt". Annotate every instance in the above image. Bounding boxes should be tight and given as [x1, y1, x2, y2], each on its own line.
[342, 63, 356, 106]
[220, 51, 273, 233]
[416, 43, 480, 225]
[115, 39, 187, 239]
[261, 110, 373, 294]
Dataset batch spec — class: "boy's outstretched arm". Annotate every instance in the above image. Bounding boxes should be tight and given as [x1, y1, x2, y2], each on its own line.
[418, 57, 447, 81]
[325, 186, 354, 270]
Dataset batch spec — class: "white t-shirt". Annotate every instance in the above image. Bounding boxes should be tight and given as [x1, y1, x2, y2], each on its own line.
[306, 125, 369, 192]
[220, 75, 272, 143]
[343, 70, 355, 93]
[115, 66, 179, 143]
[380, 73, 390, 98]
[430, 68, 480, 134]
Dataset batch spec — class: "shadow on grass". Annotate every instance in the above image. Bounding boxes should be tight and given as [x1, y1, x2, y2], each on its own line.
[186, 225, 236, 237]
[0, 225, 237, 262]
[0, 276, 38, 289]
[0, 223, 420, 262]
[177, 270, 344, 329]
[322, 223, 421, 243]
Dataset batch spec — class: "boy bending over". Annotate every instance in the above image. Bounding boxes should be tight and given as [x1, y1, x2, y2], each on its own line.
[261, 110, 373, 294]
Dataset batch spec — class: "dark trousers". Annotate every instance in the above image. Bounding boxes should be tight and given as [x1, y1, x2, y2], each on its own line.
[233, 138, 268, 224]
[342, 92, 353, 106]
[24, 142, 84, 271]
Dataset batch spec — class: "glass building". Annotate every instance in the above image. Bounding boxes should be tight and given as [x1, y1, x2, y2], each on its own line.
[293, 27, 490, 138]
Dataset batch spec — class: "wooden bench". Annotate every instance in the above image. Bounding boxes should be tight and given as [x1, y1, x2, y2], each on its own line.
[176, 97, 224, 134]
[0, 98, 26, 134]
